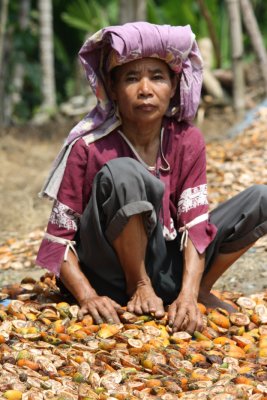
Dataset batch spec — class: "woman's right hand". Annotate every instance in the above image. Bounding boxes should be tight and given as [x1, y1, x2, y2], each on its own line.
[78, 295, 121, 324]
[60, 251, 121, 324]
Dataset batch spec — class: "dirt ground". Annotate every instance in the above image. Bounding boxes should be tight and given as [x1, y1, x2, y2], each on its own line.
[0, 111, 267, 295]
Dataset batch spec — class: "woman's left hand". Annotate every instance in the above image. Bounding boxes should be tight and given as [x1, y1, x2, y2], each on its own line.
[167, 291, 203, 334]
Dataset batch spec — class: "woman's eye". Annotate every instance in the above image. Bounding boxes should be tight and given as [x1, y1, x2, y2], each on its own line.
[153, 74, 164, 80]
[126, 76, 137, 82]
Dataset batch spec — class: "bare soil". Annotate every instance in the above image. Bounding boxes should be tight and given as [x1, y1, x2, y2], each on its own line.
[0, 113, 266, 295]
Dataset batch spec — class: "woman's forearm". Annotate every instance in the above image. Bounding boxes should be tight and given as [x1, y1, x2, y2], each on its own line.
[59, 251, 97, 306]
[180, 238, 205, 297]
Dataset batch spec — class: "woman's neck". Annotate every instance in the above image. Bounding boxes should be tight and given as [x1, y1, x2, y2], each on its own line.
[120, 121, 162, 166]
[121, 121, 162, 148]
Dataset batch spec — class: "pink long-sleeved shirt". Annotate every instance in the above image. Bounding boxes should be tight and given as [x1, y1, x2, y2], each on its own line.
[36, 119, 217, 275]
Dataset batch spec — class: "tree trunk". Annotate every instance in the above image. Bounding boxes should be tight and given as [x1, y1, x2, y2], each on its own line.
[119, 0, 147, 24]
[240, 0, 267, 94]
[225, 0, 245, 115]
[0, 0, 9, 125]
[5, 0, 30, 123]
[38, 0, 56, 112]
[196, 0, 221, 68]
[198, 38, 226, 101]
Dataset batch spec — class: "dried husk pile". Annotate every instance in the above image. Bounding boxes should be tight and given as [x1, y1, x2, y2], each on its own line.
[0, 275, 266, 400]
[206, 107, 267, 209]
[0, 108, 267, 399]
[0, 231, 44, 272]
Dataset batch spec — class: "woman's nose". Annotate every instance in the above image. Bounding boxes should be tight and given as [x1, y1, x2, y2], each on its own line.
[138, 78, 153, 97]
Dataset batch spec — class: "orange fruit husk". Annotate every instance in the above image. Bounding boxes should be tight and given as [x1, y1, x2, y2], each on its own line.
[222, 343, 246, 359]
[71, 329, 88, 340]
[194, 331, 211, 342]
[232, 335, 255, 348]
[17, 358, 40, 371]
[234, 375, 256, 386]
[208, 310, 230, 329]
[0, 334, 5, 344]
[197, 303, 207, 315]
[97, 323, 123, 339]
[57, 333, 72, 343]
[188, 353, 206, 365]
[145, 378, 162, 388]
[213, 336, 236, 345]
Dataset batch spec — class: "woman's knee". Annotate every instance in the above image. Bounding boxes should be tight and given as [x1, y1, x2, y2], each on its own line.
[248, 184, 267, 196]
[248, 184, 267, 204]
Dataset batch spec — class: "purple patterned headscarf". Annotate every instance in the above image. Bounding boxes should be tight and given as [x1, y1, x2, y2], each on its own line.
[69, 22, 203, 143]
[40, 22, 203, 199]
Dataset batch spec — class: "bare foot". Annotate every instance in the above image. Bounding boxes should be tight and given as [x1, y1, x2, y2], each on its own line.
[127, 283, 165, 318]
[198, 289, 237, 314]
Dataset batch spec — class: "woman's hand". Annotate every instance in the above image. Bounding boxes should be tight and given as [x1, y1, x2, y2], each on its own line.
[127, 281, 165, 319]
[78, 295, 121, 324]
[168, 291, 203, 334]
[60, 251, 121, 324]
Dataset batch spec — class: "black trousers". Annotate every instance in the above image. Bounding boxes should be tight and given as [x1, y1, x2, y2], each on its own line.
[76, 158, 267, 305]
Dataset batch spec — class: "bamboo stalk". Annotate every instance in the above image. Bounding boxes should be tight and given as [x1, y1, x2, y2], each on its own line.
[196, 0, 221, 68]
[225, 0, 245, 115]
[240, 0, 267, 94]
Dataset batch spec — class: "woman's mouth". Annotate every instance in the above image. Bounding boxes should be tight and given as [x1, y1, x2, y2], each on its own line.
[136, 104, 156, 112]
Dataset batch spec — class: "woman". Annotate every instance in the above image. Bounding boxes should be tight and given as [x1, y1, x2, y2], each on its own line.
[36, 22, 267, 334]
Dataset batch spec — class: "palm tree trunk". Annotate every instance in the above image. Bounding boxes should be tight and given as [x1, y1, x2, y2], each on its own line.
[38, 0, 56, 111]
[240, 0, 267, 94]
[5, 0, 30, 123]
[0, 0, 9, 124]
[119, 0, 147, 23]
[225, 0, 245, 115]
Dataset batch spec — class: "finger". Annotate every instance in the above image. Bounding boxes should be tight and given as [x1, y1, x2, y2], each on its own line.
[127, 298, 135, 313]
[186, 308, 203, 334]
[181, 314, 190, 331]
[134, 302, 143, 315]
[172, 310, 187, 332]
[146, 298, 156, 314]
[154, 300, 165, 319]
[127, 296, 143, 315]
[86, 305, 103, 325]
[111, 300, 122, 310]
[196, 312, 204, 333]
[149, 302, 165, 318]
[96, 298, 121, 324]
[141, 300, 150, 315]
[187, 322, 197, 335]
[167, 303, 177, 326]
[77, 306, 87, 321]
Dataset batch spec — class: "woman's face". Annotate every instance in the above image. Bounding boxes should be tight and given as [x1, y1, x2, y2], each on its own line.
[110, 58, 177, 129]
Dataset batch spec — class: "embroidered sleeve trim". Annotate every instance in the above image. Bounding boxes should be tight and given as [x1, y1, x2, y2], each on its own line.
[178, 184, 208, 215]
[179, 213, 209, 250]
[49, 200, 81, 231]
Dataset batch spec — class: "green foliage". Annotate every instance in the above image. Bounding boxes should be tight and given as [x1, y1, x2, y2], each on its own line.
[61, 0, 118, 34]
[3, 0, 267, 124]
